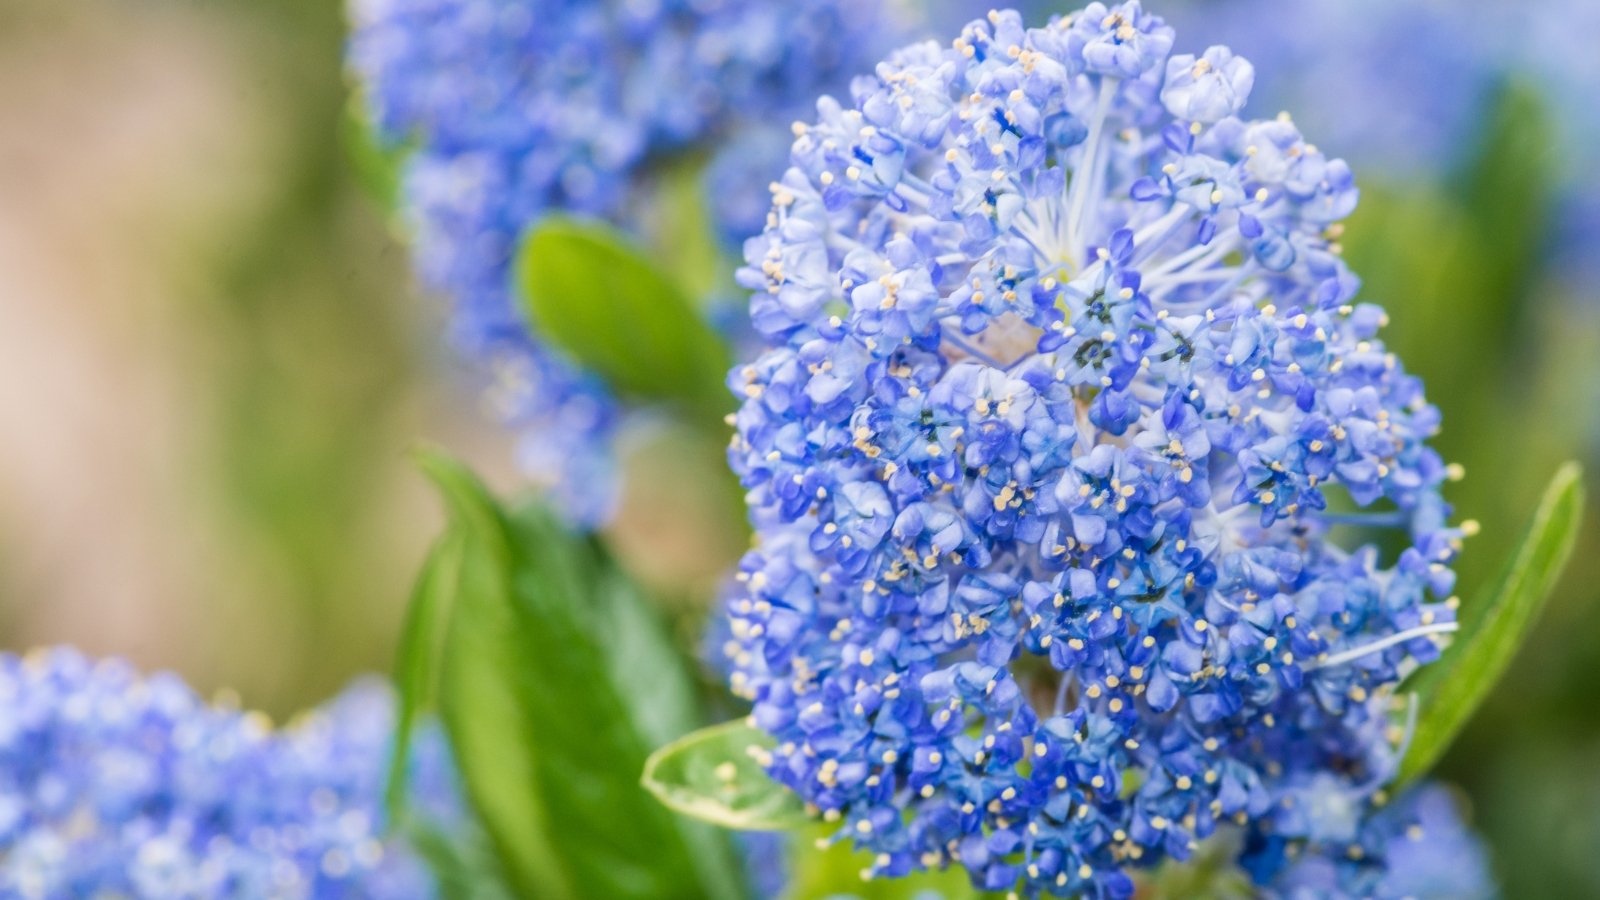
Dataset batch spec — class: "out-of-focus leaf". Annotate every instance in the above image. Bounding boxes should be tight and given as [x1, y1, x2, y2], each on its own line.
[397, 812, 517, 900]
[1342, 189, 1475, 399]
[1343, 85, 1555, 480]
[341, 96, 409, 213]
[515, 217, 732, 421]
[386, 525, 464, 816]
[419, 451, 746, 900]
[642, 720, 810, 831]
[1400, 462, 1585, 784]
[1455, 79, 1555, 305]
[418, 454, 562, 897]
[645, 157, 729, 307]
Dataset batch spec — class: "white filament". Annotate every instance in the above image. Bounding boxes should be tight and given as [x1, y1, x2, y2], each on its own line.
[1308, 622, 1460, 670]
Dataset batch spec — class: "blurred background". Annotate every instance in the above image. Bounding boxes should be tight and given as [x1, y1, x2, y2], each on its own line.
[1, 0, 1596, 895]
[0, 0, 515, 713]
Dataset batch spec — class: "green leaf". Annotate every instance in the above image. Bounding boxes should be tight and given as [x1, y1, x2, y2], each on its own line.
[341, 96, 409, 213]
[515, 217, 733, 421]
[643, 157, 730, 308]
[418, 451, 746, 900]
[1134, 832, 1254, 900]
[386, 526, 465, 817]
[1455, 79, 1554, 299]
[395, 811, 517, 900]
[1399, 462, 1586, 784]
[1342, 85, 1555, 478]
[642, 720, 811, 831]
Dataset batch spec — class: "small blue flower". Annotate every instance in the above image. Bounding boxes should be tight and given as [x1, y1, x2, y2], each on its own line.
[1070, 2, 1175, 78]
[0, 648, 463, 898]
[1162, 46, 1254, 124]
[723, 6, 1466, 896]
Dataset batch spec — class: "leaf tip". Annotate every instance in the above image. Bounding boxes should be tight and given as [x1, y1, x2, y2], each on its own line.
[1553, 459, 1585, 498]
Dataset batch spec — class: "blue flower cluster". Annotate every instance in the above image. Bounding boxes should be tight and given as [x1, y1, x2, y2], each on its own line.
[722, 5, 1466, 895]
[346, 0, 906, 525]
[0, 648, 461, 898]
[1263, 783, 1493, 899]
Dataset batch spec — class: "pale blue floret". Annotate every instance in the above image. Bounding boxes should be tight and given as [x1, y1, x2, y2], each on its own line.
[0, 648, 462, 899]
[722, 5, 1468, 896]
[1162, 47, 1254, 124]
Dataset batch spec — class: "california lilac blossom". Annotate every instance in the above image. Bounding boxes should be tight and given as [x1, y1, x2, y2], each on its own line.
[722, 5, 1465, 895]
[346, 0, 906, 525]
[0, 648, 461, 898]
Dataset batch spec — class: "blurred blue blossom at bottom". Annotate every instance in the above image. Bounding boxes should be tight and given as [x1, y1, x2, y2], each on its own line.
[0, 647, 461, 899]
[1260, 783, 1494, 899]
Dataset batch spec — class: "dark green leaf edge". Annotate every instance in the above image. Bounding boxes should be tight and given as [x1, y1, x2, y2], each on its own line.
[415, 451, 569, 898]
[385, 525, 465, 818]
[1399, 461, 1585, 784]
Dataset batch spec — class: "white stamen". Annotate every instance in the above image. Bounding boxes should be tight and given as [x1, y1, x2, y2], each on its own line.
[1308, 622, 1459, 670]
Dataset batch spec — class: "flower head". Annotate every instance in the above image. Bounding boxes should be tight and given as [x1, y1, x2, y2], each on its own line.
[347, 0, 907, 525]
[0, 648, 462, 898]
[723, 6, 1463, 895]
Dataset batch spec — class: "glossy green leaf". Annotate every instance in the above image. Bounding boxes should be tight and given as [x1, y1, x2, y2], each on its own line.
[419, 451, 746, 900]
[642, 720, 811, 831]
[386, 526, 464, 817]
[515, 217, 732, 420]
[1399, 462, 1585, 784]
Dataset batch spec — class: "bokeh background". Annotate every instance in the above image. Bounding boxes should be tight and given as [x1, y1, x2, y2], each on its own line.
[2, 0, 1596, 895]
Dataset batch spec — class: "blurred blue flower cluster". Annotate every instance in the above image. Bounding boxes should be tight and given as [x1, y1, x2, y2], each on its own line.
[346, 0, 909, 525]
[0, 648, 461, 899]
[720, 4, 1474, 894]
[1263, 783, 1493, 899]
[1160, 0, 1600, 289]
